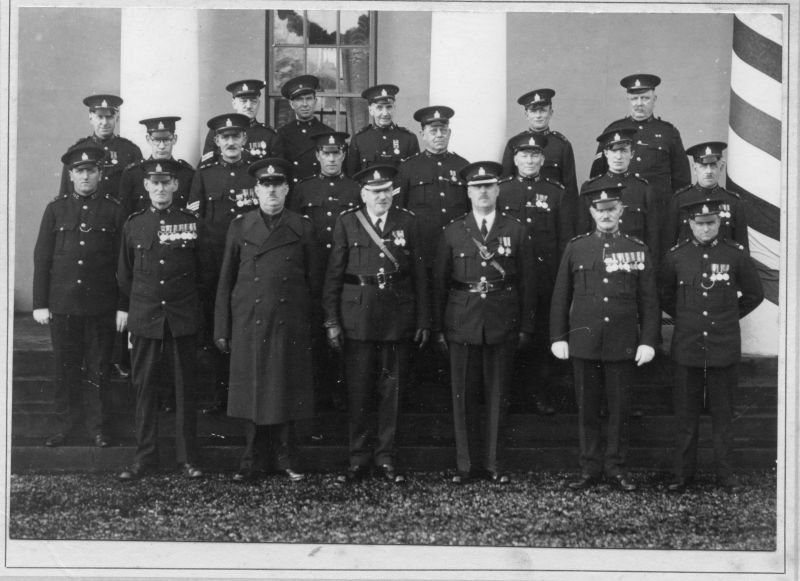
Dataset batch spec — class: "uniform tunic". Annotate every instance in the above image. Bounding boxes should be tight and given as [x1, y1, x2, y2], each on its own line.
[590, 116, 691, 212]
[345, 123, 420, 176]
[214, 210, 321, 425]
[201, 119, 284, 164]
[276, 117, 335, 185]
[664, 184, 749, 251]
[396, 150, 469, 266]
[118, 157, 194, 217]
[578, 172, 660, 259]
[501, 128, 578, 200]
[59, 135, 143, 198]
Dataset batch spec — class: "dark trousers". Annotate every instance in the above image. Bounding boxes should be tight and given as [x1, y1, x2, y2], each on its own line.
[239, 421, 294, 471]
[449, 339, 514, 474]
[344, 339, 410, 467]
[673, 364, 737, 480]
[572, 358, 634, 478]
[130, 327, 198, 467]
[50, 313, 114, 437]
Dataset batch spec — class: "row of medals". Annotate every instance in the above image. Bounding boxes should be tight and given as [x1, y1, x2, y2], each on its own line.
[233, 189, 258, 208]
[248, 142, 271, 158]
[604, 252, 646, 272]
[158, 223, 197, 243]
[709, 263, 731, 281]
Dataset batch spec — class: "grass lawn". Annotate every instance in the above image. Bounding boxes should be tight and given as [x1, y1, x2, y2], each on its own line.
[8, 470, 776, 550]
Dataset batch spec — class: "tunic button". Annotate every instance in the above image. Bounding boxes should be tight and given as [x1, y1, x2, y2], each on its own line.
[329, 182, 334, 186]
[160, 280, 165, 285]
[527, 218, 532, 223]
[230, 172, 235, 177]
[481, 261, 487, 267]
[77, 260, 83, 265]
[80, 223, 86, 228]
[256, 320, 262, 325]
[326, 226, 332, 231]
[703, 331, 708, 336]
[702, 273, 708, 278]
[82, 205, 88, 210]
[604, 317, 610, 322]
[161, 301, 166, 305]
[255, 298, 261, 303]
[437, 162, 442, 166]
[230, 189, 235, 194]
[293, 161, 299, 165]
[440, 192, 445, 197]
[160, 220, 166, 225]
[636, 157, 642, 162]
[604, 243, 609, 248]
[254, 276, 260, 282]
[280, 298, 287, 303]
[159, 259, 165, 265]
[603, 278, 608, 283]
[326, 211, 332, 216]
[703, 311, 708, 316]
[379, 253, 385, 258]
[77, 279, 82, 284]
[703, 254, 708, 259]
[603, 297, 609, 302]
[326, 243, 331, 249]
[79, 241, 85, 246]
[441, 208, 446, 213]
[702, 292, 708, 297]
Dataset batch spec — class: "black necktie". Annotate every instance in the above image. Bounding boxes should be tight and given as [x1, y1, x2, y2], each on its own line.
[375, 217, 383, 234]
[480, 218, 488, 239]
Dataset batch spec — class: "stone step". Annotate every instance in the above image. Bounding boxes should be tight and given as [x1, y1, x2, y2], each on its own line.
[9, 441, 776, 474]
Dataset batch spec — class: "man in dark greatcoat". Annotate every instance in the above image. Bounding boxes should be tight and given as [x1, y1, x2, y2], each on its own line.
[214, 157, 321, 483]
[550, 186, 660, 492]
[323, 165, 430, 485]
[660, 199, 763, 493]
[434, 161, 536, 485]
[116, 159, 209, 481]
[33, 144, 125, 448]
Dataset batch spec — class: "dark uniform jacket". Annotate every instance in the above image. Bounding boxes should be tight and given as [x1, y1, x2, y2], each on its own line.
[550, 230, 660, 361]
[590, 116, 691, 211]
[664, 184, 749, 251]
[33, 191, 125, 315]
[345, 123, 420, 176]
[118, 205, 209, 339]
[396, 150, 469, 266]
[659, 236, 763, 368]
[201, 119, 284, 164]
[498, 175, 574, 286]
[118, 157, 194, 217]
[434, 212, 536, 345]
[214, 210, 320, 425]
[323, 206, 430, 342]
[578, 172, 660, 259]
[59, 135, 143, 198]
[289, 173, 362, 270]
[276, 117, 335, 185]
[501, 128, 578, 200]
[186, 155, 258, 271]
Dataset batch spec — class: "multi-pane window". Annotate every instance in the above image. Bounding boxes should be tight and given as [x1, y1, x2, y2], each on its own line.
[267, 10, 376, 133]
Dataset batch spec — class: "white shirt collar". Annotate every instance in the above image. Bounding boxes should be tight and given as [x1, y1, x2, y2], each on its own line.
[475, 210, 496, 233]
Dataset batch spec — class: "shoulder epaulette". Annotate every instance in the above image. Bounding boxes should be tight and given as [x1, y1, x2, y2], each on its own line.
[297, 174, 317, 185]
[403, 151, 422, 162]
[498, 176, 513, 185]
[719, 186, 740, 199]
[49, 194, 67, 204]
[177, 159, 194, 170]
[584, 174, 603, 185]
[397, 207, 415, 216]
[198, 158, 219, 170]
[623, 234, 646, 246]
[674, 184, 693, 196]
[549, 130, 570, 144]
[125, 207, 148, 223]
[501, 212, 523, 225]
[544, 177, 566, 189]
[669, 238, 691, 252]
[123, 160, 140, 171]
[299, 213, 311, 221]
[232, 213, 245, 222]
[340, 206, 360, 216]
[569, 232, 592, 242]
[631, 174, 649, 185]
[177, 207, 197, 218]
[723, 238, 746, 252]
[103, 194, 121, 205]
[355, 125, 371, 135]
[445, 214, 467, 227]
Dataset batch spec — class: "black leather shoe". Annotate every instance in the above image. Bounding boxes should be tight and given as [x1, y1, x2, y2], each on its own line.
[667, 479, 690, 493]
[336, 466, 370, 485]
[117, 464, 154, 482]
[232, 469, 257, 483]
[534, 400, 556, 416]
[283, 468, 305, 482]
[487, 471, 510, 485]
[112, 363, 130, 379]
[94, 434, 111, 448]
[568, 475, 600, 490]
[376, 464, 406, 484]
[180, 463, 204, 479]
[609, 474, 637, 492]
[719, 475, 743, 492]
[45, 433, 67, 447]
[451, 472, 473, 485]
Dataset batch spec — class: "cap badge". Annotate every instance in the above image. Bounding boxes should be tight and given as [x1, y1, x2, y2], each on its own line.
[380, 88, 388, 97]
[613, 133, 621, 141]
[225, 118, 233, 127]
[81, 152, 89, 161]
[101, 99, 108, 108]
[157, 121, 165, 130]
[267, 165, 275, 175]
[529, 137, 536, 146]
[155, 164, 163, 173]
[242, 83, 248, 91]
[533, 93, 541, 102]
[634, 79, 641, 88]
[701, 204, 709, 214]
[599, 191, 608, 200]
[478, 167, 486, 176]
[433, 110, 441, 119]
[328, 135, 336, 144]
[373, 170, 381, 181]
[705, 146, 712, 155]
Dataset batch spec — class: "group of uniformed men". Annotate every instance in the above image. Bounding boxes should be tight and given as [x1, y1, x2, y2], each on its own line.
[32, 71, 764, 493]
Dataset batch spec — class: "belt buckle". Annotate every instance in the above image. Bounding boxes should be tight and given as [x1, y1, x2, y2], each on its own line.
[376, 272, 387, 289]
[477, 280, 489, 293]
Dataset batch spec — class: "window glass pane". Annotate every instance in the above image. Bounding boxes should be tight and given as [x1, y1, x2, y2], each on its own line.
[307, 47, 338, 92]
[340, 48, 369, 95]
[273, 10, 304, 44]
[340, 11, 369, 45]
[272, 47, 305, 92]
[307, 10, 337, 45]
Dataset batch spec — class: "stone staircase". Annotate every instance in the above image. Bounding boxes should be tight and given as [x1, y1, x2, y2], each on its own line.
[9, 314, 778, 474]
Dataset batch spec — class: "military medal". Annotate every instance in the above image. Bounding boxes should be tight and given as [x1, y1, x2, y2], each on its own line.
[450, 170, 458, 182]
[392, 230, 406, 247]
[393, 139, 400, 155]
[110, 151, 118, 165]
[719, 204, 731, 219]
[535, 194, 550, 210]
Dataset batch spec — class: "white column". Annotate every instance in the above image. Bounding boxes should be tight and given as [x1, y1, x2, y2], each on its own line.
[120, 8, 200, 163]
[429, 11, 507, 163]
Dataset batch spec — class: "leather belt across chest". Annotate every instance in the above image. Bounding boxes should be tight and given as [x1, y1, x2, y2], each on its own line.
[344, 272, 407, 287]
[451, 277, 515, 293]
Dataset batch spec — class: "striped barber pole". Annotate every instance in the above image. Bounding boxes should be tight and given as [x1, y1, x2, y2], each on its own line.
[727, 13, 783, 355]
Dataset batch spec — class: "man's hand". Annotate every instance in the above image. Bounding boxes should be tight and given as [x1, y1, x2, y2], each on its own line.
[326, 325, 343, 352]
[435, 332, 448, 356]
[551, 340, 569, 360]
[33, 308, 51, 325]
[414, 328, 430, 349]
[635, 344, 655, 367]
[214, 338, 231, 354]
[517, 332, 532, 351]
[115, 311, 128, 332]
